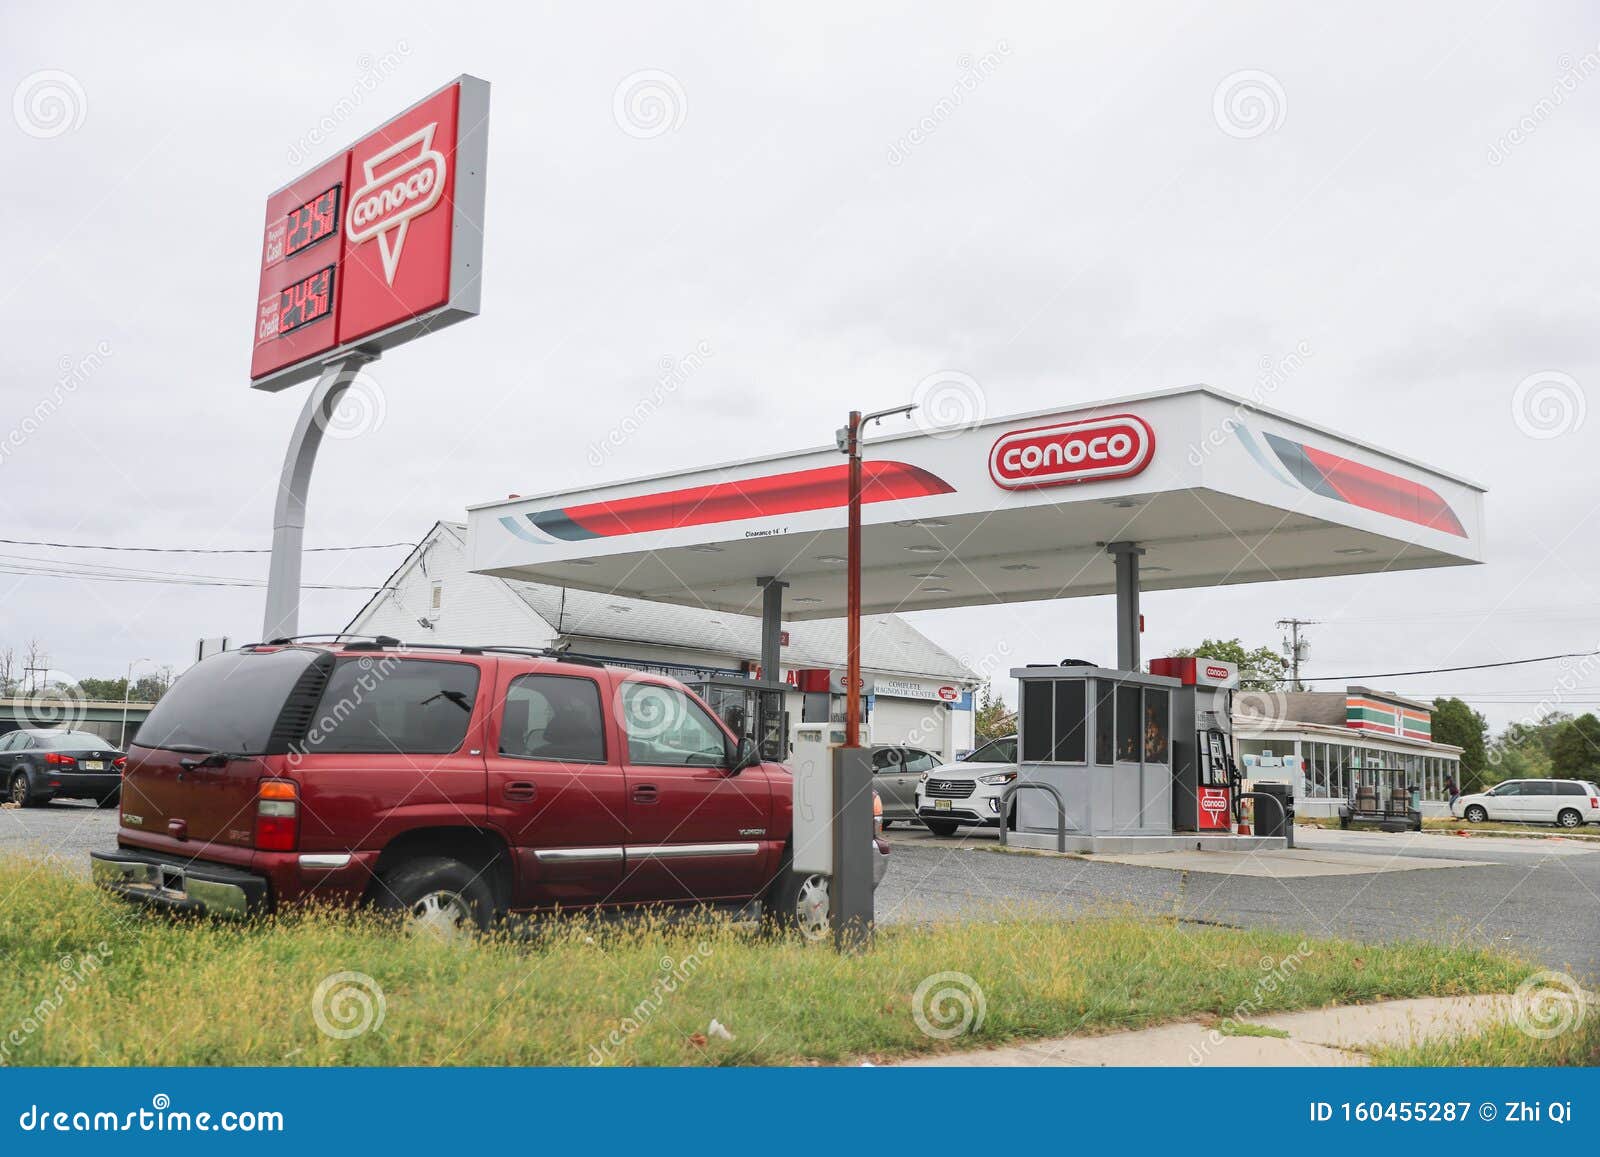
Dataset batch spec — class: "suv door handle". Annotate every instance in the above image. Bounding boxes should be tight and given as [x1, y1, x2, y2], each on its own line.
[503, 781, 537, 802]
[632, 784, 658, 804]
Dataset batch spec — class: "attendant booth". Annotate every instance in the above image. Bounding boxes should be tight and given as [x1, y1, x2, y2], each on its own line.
[1012, 665, 1176, 838]
[683, 675, 790, 762]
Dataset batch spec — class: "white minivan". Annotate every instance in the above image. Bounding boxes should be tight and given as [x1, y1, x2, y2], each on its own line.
[1451, 779, 1600, 828]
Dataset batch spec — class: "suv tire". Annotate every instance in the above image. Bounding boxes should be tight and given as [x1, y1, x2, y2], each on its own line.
[96, 792, 120, 809]
[765, 854, 831, 940]
[1464, 804, 1487, 824]
[9, 771, 38, 808]
[1557, 808, 1583, 829]
[923, 819, 961, 837]
[373, 855, 496, 939]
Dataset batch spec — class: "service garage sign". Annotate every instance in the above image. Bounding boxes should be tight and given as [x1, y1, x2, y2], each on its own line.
[250, 75, 489, 391]
[989, 413, 1154, 490]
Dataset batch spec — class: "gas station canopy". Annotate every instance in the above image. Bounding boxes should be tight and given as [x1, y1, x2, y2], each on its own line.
[465, 386, 1484, 620]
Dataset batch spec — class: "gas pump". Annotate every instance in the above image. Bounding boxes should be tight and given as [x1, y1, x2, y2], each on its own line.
[1149, 657, 1239, 833]
[684, 675, 790, 762]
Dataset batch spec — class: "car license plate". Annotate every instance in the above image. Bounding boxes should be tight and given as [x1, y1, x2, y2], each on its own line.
[83, 760, 104, 771]
[934, 798, 951, 810]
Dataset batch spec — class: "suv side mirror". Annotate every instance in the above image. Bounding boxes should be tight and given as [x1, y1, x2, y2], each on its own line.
[728, 736, 760, 773]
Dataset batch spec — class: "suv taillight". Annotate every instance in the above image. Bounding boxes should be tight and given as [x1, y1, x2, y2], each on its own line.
[45, 752, 77, 767]
[255, 779, 299, 852]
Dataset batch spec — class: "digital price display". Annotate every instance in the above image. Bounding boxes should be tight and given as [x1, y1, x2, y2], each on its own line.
[277, 266, 335, 335]
[284, 185, 341, 258]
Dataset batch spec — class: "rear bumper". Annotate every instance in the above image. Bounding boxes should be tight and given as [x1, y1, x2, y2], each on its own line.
[90, 849, 269, 917]
[38, 771, 120, 799]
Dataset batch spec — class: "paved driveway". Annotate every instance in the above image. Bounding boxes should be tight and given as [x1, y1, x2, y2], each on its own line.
[877, 824, 1600, 985]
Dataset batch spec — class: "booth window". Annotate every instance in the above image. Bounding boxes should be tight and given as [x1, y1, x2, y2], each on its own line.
[1021, 678, 1088, 762]
[1022, 680, 1054, 762]
[1143, 687, 1170, 764]
[1115, 684, 1142, 762]
[1094, 680, 1115, 764]
[1053, 679, 1087, 761]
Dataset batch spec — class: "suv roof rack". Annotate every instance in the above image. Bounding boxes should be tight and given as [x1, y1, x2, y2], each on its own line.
[332, 639, 608, 668]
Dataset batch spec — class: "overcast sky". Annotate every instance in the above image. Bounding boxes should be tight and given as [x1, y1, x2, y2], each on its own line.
[3, 2, 1597, 729]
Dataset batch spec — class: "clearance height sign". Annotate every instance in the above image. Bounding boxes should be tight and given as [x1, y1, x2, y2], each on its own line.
[250, 76, 490, 391]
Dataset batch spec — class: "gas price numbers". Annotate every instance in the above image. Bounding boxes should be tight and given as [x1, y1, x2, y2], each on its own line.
[284, 185, 341, 258]
[277, 266, 335, 335]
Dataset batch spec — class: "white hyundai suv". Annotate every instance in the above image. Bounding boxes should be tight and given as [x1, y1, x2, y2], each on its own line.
[1451, 779, 1600, 828]
[915, 734, 1018, 837]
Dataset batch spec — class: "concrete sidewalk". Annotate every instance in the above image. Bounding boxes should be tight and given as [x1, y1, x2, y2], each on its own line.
[892, 995, 1517, 1067]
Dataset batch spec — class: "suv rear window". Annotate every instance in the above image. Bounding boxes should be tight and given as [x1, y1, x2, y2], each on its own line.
[301, 659, 480, 755]
[135, 648, 322, 754]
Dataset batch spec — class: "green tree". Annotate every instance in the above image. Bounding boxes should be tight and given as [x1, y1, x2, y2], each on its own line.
[74, 677, 128, 701]
[1430, 697, 1489, 790]
[1549, 713, 1600, 777]
[1169, 638, 1287, 692]
[973, 681, 1016, 741]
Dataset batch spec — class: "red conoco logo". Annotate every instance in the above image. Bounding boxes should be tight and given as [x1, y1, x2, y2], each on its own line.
[988, 414, 1154, 490]
[1200, 790, 1229, 816]
[1205, 665, 1230, 681]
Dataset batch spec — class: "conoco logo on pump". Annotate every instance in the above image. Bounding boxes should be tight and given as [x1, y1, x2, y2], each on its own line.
[989, 413, 1155, 490]
[346, 123, 448, 286]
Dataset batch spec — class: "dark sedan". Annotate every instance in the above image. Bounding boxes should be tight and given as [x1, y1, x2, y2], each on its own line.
[3, 728, 124, 808]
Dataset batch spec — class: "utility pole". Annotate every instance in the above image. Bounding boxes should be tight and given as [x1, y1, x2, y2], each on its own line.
[1276, 618, 1317, 691]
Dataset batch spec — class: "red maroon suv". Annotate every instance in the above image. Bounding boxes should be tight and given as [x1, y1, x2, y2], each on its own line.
[92, 641, 887, 936]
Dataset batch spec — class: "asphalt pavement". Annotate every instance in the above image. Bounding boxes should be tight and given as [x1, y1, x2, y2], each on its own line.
[7, 803, 1598, 985]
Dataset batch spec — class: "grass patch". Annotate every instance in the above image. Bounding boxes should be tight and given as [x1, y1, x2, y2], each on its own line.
[1217, 1021, 1290, 1039]
[0, 855, 1548, 1067]
[1372, 1016, 1600, 1066]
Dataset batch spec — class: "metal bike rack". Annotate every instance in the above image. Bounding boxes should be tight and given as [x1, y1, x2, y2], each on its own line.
[1238, 789, 1293, 849]
[997, 781, 1071, 853]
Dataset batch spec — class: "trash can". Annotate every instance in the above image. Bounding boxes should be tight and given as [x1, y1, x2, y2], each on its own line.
[1253, 782, 1295, 847]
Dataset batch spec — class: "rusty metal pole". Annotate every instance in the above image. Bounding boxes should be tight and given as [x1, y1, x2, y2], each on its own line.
[845, 409, 863, 748]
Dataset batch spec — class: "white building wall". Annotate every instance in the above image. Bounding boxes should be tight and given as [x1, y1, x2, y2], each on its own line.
[349, 529, 555, 649]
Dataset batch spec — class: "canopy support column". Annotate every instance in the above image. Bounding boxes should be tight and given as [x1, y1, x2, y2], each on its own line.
[757, 576, 786, 683]
[1108, 541, 1145, 671]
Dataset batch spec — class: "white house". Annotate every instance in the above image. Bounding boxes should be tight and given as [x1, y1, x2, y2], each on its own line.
[344, 523, 982, 760]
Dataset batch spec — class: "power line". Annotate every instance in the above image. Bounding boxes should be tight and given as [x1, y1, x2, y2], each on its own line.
[1298, 649, 1600, 682]
[0, 536, 415, 554]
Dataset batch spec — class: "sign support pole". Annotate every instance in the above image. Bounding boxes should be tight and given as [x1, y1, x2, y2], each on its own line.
[262, 353, 376, 642]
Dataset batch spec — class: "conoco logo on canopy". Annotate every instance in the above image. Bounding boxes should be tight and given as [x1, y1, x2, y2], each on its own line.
[989, 413, 1155, 489]
[346, 123, 448, 286]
